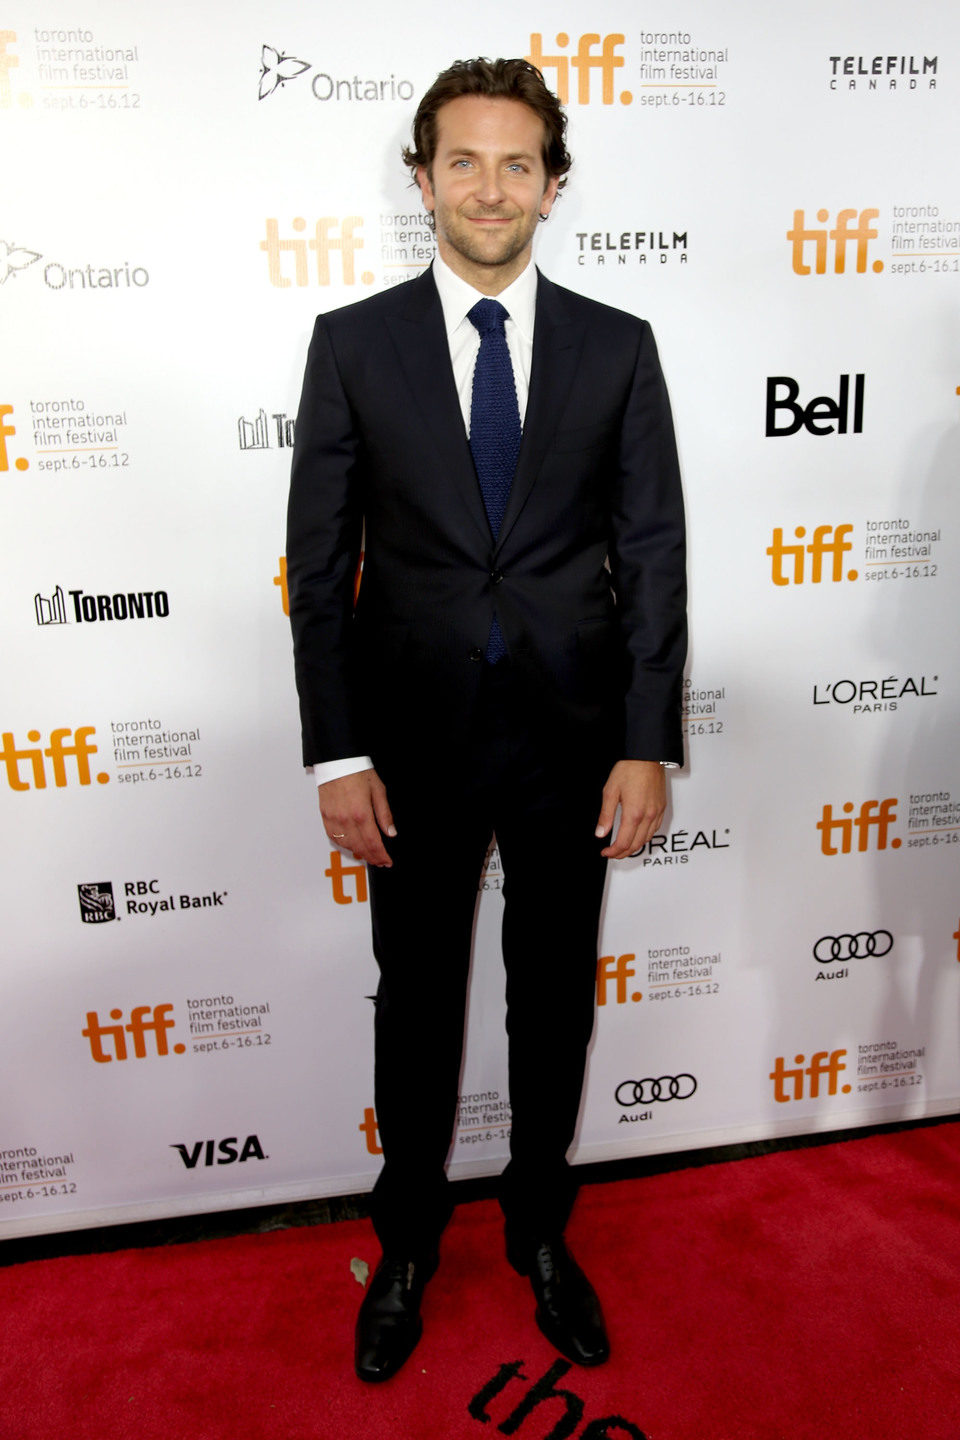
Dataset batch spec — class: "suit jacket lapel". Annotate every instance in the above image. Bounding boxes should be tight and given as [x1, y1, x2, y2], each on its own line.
[383, 269, 491, 549]
[497, 273, 586, 552]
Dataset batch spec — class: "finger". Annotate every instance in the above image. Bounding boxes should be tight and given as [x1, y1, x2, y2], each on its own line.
[353, 786, 393, 865]
[601, 813, 636, 858]
[370, 774, 397, 838]
[352, 823, 392, 868]
[594, 784, 619, 839]
[325, 822, 390, 868]
[640, 806, 666, 848]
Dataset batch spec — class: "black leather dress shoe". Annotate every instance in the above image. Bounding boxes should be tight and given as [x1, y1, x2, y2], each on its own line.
[508, 1238, 610, 1367]
[354, 1253, 437, 1383]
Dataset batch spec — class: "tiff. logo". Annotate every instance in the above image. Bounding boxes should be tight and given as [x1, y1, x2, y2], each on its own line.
[770, 1049, 851, 1102]
[767, 524, 857, 585]
[817, 798, 901, 854]
[787, 208, 883, 275]
[82, 1004, 186, 1062]
[260, 217, 372, 287]
[596, 954, 641, 1005]
[359, 1107, 382, 1155]
[273, 557, 289, 615]
[1, 727, 109, 790]
[0, 30, 20, 108]
[0, 404, 30, 471]
[526, 32, 627, 104]
[326, 850, 367, 904]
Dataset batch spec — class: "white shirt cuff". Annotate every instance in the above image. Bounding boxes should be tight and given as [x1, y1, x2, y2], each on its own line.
[309, 756, 374, 787]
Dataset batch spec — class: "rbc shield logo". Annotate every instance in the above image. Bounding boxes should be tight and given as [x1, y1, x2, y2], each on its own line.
[77, 882, 117, 923]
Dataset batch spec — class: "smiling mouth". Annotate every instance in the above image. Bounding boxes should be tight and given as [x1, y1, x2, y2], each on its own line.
[469, 217, 512, 224]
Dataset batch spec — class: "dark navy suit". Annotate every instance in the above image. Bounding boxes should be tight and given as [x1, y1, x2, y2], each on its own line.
[287, 265, 685, 1254]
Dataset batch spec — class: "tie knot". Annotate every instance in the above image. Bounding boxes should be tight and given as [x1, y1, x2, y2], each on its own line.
[468, 297, 509, 337]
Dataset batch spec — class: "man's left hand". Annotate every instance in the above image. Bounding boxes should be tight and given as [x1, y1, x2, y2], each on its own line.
[595, 760, 666, 859]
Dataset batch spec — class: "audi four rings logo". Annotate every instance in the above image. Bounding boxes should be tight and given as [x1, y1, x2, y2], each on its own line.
[615, 1074, 698, 1106]
[813, 931, 894, 962]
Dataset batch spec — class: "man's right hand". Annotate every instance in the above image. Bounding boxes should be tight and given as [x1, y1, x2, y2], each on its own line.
[318, 769, 396, 868]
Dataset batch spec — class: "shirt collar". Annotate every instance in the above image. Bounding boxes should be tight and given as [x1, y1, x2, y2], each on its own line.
[432, 252, 538, 343]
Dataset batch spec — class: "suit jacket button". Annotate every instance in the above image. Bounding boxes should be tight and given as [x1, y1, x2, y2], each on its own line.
[490, 570, 504, 585]
[468, 647, 483, 662]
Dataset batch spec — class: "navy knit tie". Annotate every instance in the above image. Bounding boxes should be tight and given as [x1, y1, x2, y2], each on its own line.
[468, 298, 521, 661]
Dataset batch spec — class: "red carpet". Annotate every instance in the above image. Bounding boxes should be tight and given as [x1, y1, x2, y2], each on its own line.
[3, 1123, 959, 1439]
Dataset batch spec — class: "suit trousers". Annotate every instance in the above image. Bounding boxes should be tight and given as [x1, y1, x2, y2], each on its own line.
[366, 661, 609, 1258]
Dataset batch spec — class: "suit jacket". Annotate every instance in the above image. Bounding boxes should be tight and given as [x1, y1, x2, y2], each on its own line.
[286, 266, 686, 774]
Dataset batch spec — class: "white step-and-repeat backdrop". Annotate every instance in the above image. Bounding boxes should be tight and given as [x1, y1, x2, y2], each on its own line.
[2, 0, 958, 1238]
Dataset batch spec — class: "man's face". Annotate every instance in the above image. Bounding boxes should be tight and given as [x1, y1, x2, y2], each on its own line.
[417, 95, 559, 291]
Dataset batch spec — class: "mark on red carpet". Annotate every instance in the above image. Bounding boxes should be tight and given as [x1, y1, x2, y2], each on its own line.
[469, 1358, 648, 1438]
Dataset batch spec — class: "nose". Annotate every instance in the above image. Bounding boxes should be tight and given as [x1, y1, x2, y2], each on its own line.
[473, 163, 507, 208]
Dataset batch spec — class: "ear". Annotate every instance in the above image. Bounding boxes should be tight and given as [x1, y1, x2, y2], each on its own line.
[538, 173, 560, 220]
[416, 164, 436, 214]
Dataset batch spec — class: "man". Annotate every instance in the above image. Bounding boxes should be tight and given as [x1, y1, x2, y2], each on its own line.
[287, 57, 686, 1383]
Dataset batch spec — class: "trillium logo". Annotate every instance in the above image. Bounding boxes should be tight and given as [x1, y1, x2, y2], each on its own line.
[258, 45, 310, 100]
[0, 238, 41, 285]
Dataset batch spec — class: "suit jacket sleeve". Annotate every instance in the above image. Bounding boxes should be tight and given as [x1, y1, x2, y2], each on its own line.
[286, 315, 366, 767]
[609, 319, 687, 765]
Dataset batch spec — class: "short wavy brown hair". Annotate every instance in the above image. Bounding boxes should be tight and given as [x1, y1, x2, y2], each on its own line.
[402, 57, 572, 192]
